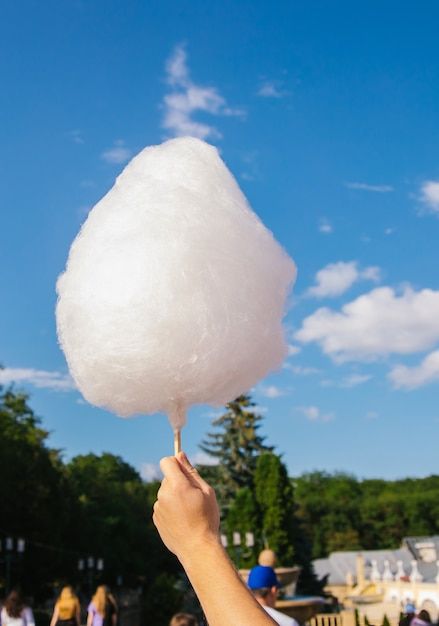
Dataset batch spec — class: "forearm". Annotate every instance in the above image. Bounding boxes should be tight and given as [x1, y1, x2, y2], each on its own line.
[180, 538, 277, 626]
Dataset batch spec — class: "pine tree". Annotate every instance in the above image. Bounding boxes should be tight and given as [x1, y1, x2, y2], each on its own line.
[199, 394, 273, 511]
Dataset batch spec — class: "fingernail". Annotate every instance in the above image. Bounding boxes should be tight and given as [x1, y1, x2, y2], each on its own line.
[179, 451, 192, 466]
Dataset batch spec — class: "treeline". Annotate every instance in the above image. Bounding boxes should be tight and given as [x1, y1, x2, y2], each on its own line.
[293, 471, 439, 558]
[0, 384, 179, 619]
[3, 383, 439, 618]
[199, 395, 439, 565]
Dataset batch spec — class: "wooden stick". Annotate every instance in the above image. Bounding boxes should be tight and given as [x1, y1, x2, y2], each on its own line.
[174, 429, 181, 456]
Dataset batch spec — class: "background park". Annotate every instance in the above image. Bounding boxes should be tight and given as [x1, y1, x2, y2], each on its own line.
[2, 1, 439, 625]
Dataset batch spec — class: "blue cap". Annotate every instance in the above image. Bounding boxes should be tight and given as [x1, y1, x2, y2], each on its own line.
[404, 604, 416, 614]
[248, 565, 279, 589]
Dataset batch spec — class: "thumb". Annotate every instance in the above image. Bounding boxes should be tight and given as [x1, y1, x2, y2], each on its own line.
[177, 452, 211, 492]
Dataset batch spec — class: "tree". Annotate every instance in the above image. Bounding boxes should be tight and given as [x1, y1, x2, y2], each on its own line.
[66, 453, 177, 587]
[199, 395, 273, 512]
[225, 487, 260, 567]
[0, 382, 178, 603]
[255, 453, 321, 594]
[254, 453, 295, 564]
[293, 471, 362, 558]
[0, 384, 77, 594]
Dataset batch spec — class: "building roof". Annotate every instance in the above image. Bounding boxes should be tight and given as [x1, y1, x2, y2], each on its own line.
[313, 536, 439, 586]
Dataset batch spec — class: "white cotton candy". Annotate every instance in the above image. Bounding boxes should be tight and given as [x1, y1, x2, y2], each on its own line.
[56, 137, 296, 430]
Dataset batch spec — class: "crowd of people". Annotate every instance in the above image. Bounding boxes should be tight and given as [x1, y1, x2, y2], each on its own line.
[0, 586, 117, 626]
[0, 567, 436, 626]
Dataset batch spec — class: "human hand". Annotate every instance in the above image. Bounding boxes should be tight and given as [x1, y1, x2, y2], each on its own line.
[153, 451, 221, 563]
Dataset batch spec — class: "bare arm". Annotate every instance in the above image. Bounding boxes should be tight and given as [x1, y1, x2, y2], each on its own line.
[50, 606, 59, 626]
[153, 453, 277, 626]
[86, 609, 93, 626]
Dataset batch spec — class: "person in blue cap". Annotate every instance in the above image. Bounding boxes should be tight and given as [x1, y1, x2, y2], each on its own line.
[399, 604, 416, 626]
[248, 565, 299, 626]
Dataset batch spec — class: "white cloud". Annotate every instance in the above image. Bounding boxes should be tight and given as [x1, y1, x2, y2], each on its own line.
[191, 451, 219, 466]
[297, 405, 334, 422]
[166, 44, 189, 86]
[287, 344, 301, 356]
[341, 373, 372, 387]
[67, 129, 84, 145]
[320, 373, 371, 388]
[77, 205, 91, 219]
[361, 266, 381, 282]
[259, 385, 286, 398]
[384, 227, 395, 235]
[252, 404, 268, 415]
[289, 365, 320, 376]
[306, 261, 381, 298]
[257, 81, 285, 98]
[0, 367, 75, 392]
[389, 350, 439, 390]
[296, 286, 439, 362]
[365, 410, 379, 419]
[162, 44, 244, 140]
[319, 218, 333, 234]
[345, 182, 394, 193]
[140, 463, 162, 482]
[240, 150, 260, 182]
[79, 179, 95, 189]
[101, 141, 132, 165]
[420, 180, 439, 214]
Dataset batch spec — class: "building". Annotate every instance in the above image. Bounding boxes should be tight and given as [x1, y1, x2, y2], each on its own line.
[314, 536, 439, 624]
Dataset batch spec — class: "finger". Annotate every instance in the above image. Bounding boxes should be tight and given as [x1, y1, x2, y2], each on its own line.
[156, 477, 168, 499]
[177, 451, 211, 492]
[159, 456, 191, 486]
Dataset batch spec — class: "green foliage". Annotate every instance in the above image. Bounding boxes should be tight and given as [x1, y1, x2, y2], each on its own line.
[66, 453, 175, 586]
[200, 397, 321, 592]
[382, 615, 391, 626]
[293, 470, 439, 558]
[199, 395, 273, 512]
[142, 573, 183, 626]
[0, 384, 176, 598]
[326, 529, 362, 553]
[0, 385, 78, 592]
[254, 454, 320, 593]
[226, 487, 260, 567]
[254, 453, 295, 564]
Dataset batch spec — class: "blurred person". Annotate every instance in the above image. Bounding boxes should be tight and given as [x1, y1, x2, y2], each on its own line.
[1, 590, 35, 626]
[247, 565, 299, 626]
[50, 586, 80, 626]
[153, 452, 287, 626]
[411, 610, 431, 626]
[399, 603, 416, 626]
[87, 586, 117, 626]
[169, 613, 198, 626]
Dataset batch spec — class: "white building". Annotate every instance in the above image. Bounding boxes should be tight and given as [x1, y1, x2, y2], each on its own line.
[313, 536, 439, 623]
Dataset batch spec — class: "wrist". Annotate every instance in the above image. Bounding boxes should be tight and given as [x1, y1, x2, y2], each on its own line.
[179, 533, 224, 571]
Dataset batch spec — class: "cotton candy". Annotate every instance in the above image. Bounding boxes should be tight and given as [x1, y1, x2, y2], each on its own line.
[56, 137, 296, 430]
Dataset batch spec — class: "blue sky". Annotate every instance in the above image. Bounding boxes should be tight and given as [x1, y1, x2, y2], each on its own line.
[1, 1, 439, 481]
